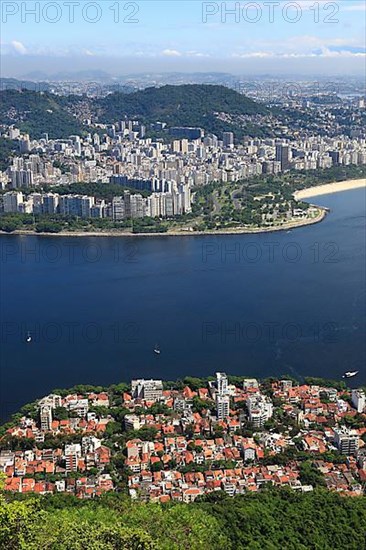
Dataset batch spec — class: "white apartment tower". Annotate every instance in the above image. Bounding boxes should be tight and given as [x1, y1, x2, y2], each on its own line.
[131, 379, 163, 402]
[334, 427, 359, 455]
[352, 389, 366, 413]
[216, 372, 230, 420]
[216, 372, 228, 396]
[40, 405, 52, 431]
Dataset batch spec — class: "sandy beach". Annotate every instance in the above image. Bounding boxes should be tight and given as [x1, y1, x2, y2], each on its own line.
[294, 178, 366, 200]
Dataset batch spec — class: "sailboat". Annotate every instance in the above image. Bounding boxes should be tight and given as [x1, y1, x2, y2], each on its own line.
[26, 331, 32, 343]
[153, 344, 161, 355]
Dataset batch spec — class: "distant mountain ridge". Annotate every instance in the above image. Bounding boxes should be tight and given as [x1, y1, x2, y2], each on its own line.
[0, 84, 271, 139]
[0, 77, 50, 92]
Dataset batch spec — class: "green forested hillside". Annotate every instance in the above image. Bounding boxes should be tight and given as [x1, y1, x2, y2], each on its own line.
[0, 137, 19, 171]
[98, 84, 269, 137]
[0, 90, 85, 139]
[98, 84, 266, 120]
[1, 487, 365, 549]
[0, 85, 269, 140]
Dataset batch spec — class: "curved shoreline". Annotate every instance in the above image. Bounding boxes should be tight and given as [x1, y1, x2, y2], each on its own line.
[2, 177, 365, 239]
[294, 178, 366, 200]
[0, 208, 327, 238]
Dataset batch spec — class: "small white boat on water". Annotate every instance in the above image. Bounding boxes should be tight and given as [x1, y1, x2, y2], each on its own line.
[342, 371, 359, 379]
[26, 332, 32, 343]
[153, 344, 161, 355]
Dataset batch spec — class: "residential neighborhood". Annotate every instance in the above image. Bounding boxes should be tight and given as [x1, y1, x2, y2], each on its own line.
[1, 374, 365, 501]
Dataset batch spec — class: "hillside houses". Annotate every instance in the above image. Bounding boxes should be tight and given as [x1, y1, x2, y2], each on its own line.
[1, 375, 365, 499]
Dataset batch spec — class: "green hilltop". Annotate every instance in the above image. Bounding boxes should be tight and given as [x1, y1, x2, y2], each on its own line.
[0, 90, 86, 140]
[0, 84, 271, 140]
[98, 84, 271, 138]
[98, 83, 267, 127]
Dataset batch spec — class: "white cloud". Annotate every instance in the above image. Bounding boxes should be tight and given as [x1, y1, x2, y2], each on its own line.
[186, 50, 210, 58]
[232, 52, 273, 59]
[161, 49, 182, 57]
[232, 48, 365, 60]
[234, 35, 366, 59]
[11, 40, 27, 55]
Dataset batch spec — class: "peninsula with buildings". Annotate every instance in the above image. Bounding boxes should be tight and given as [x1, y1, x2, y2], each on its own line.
[0, 85, 365, 236]
[1, 373, 366, 501]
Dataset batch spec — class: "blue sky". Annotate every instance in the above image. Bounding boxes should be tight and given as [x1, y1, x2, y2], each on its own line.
[1, 1, 365, 75]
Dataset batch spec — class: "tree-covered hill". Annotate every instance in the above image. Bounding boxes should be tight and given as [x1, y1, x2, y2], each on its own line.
[97, 84, 269, 137]
[0, 77, 51, 92]
[98, 83, 267, 120]
[0, 90, 86, 139]
[0, 84, 272, 141]
[1, 487, 365, 549]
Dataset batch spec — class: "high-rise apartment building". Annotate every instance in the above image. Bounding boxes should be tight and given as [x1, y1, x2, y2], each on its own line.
[216, 372, 228, 395]
[216, 394, 230, 421]
[246, 394, 273, 428]
[131, 379, 164, 402]
[275, 144, 290, 171]
[216, 372, 230, 420]
[223, 132, 234, 148]
[3, 191, 23, 213]
[351, 389, 366, 413]
[40, 405, 52, 431]
[334, 427, 359, 455]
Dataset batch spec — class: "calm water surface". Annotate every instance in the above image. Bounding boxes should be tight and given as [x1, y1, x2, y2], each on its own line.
[1, 188, 365, 418]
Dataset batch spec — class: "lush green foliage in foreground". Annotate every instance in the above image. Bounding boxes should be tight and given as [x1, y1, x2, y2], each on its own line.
[1, 487, 365, 549]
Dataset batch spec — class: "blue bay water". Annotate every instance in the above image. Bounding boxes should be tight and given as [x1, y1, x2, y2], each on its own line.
[0, 188, 365, 418]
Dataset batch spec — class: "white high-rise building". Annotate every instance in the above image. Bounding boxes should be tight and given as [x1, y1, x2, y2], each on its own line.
[42, 193, 59, 214]
[216, 372, 228, 396]
[40, 405, 52, 431]
[352, 389, 366, 413]
[131, 379, 163, 402]
[216, 372, 230, 420]
[112, 197, 125, 220]
[334, 427, 359, 455]
[246, 394, 273, 428]
[3, 191, 23, 213]
[216, 394, 230, 421]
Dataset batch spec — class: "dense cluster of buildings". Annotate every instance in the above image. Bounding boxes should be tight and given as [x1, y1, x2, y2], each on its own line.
[2, 186, 191, 220]
[1, 373, 365, 500]
[2, 127, 366, 192]
[1, 109, 366, 221]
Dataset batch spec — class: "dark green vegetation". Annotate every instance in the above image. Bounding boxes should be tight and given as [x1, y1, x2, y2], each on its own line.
[45, 182, 152, 201]
[192, 164, 366, 231]
[1, 83, 365, 143]
[0, 213, 170, 234]
[0, 77, 51, 92]
[0, 137, 19, 171]
[97, 84, 269, 138]
[0, 85, 269, 140]
[1, 486, 365, 550]
[0, 90, 86, 139]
